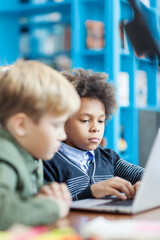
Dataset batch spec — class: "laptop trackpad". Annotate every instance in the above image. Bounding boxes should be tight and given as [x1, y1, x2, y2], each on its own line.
[97, 199, 133, 207]
[93, 199, 133, 213]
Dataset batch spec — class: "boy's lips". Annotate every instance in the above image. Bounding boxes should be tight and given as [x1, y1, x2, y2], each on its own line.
[88, 138, 100, 143]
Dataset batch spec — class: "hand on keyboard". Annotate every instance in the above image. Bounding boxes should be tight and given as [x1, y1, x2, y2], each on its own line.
[91, 177, 135, 200]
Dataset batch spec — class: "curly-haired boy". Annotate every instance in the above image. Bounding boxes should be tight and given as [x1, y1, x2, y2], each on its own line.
[44, 69, 144, 201]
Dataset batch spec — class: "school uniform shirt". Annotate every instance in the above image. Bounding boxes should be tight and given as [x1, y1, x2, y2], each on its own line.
[43, 143, 144, 201]
[0, 128, 59, 230]
[58, 142, 95, 174]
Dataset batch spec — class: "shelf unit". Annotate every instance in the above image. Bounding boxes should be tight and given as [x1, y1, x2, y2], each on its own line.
[0, 0, 159, 165]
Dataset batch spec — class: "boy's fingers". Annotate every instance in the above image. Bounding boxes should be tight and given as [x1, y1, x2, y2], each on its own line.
[115, 182, 134, 199]
[49, 182, 63, 198]
[108, 188, 127, 200]
[38, 185, 53, 196]
[133, 181, 141, 193]
[112, 177, 135, 198]
[105, 182, 129, 199]
[122, 180, 135, 198]
[59, 183, 72, 203]
[59, 183, 70, 195]
[118, 183, 133, 199]
[49, 182, 71, 202]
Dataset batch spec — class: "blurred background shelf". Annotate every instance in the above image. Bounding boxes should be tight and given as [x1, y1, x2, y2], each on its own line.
[0, 0, 159, 167]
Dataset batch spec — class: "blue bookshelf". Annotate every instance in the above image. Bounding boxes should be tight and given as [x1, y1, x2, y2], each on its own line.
[0, 0, 159, 165]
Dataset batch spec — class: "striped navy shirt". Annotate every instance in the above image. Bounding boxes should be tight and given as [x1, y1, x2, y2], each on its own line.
[43, 147, 144, 201]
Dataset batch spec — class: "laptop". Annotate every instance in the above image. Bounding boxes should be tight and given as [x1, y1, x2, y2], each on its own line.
[71, 129, 160, 214]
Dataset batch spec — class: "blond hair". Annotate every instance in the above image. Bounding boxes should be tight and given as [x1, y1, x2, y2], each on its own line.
[0, 60, 80, 126]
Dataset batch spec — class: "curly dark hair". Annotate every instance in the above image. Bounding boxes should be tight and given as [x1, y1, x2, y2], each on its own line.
[61, 68, 117, 120]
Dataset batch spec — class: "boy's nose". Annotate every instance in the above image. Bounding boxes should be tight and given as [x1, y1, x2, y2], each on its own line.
[90, 124, 100, 132]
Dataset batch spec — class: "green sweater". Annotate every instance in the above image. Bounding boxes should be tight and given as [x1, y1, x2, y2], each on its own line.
[0, 128, 59, 230]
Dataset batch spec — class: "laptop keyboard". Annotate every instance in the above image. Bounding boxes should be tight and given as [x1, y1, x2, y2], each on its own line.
[98, 199, 133, 207]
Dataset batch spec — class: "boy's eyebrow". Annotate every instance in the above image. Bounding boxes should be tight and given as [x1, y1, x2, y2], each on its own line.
[79, 113, 106, 117]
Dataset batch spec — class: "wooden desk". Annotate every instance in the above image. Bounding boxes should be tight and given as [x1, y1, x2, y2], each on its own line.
[67, 208, 160, 232]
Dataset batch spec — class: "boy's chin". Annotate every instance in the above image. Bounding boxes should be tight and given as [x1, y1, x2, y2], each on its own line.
[41, 150, 59, 161]
[87, 147, 98, 151]
[83, 144, 99, 151]
[89, 142, 101, 149]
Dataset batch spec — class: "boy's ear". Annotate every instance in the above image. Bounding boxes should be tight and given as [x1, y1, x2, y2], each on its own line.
[11, 113, 28, 137]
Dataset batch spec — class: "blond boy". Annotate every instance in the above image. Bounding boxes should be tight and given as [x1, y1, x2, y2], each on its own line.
[0, 60, 80, 230]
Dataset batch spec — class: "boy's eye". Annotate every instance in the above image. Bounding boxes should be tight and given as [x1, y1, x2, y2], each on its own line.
[80, 120, 89, 123]
[99, 120, 105, 123]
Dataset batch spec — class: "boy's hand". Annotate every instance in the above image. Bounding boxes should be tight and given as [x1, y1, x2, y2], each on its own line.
[37, 182, 72, 218]
[37, 182, 72, 205]
[91, 177, 135, 200]
[133, 181, 141, 193]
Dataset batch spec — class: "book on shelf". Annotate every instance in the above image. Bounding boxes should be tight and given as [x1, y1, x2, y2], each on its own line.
[64, 26, 70, 50]
[19, 26, 30, 59]
[119, 20, 129, 54]
[119, 125, 128, 154]
[85, 20, 105, 50]
[135, 70, 148, 107]
[19, 23, 71, 58]
[117, 72, 129, 107]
